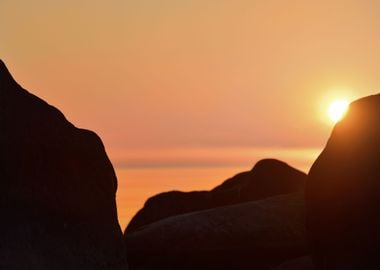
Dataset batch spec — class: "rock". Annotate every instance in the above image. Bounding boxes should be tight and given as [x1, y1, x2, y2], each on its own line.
[307, 94, 380, 269]
[125, 193, 308, 270]
[0, 60, 128, 269]
[126, 190, 210, 233]
[126, 159, 306, 232]
[271, 256, 314, 270]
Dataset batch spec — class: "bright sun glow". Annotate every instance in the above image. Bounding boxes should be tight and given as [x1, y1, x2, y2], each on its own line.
[328, 99, 349, 123]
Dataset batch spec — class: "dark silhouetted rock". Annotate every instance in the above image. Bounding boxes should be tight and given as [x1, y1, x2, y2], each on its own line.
[126, 159, 306, 232]
[307, 94, 380, 269]
[271, 256, 314, 270]
[125, 193, 308, 270]
[0, 60, 128, 269]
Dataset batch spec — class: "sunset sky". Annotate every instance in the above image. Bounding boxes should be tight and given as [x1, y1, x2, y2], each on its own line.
[2, 0, 380, 227]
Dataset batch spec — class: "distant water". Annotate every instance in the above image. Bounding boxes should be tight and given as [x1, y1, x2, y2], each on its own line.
[115, 147, 321, 229]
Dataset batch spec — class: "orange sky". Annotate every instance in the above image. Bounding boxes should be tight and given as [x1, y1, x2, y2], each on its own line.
[0, 0, 380, 162]
[2, 1, 380, 226]
[2, 1, 380, 160]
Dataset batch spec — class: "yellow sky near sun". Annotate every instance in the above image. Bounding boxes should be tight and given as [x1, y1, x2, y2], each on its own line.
[1, 0, 380, 168]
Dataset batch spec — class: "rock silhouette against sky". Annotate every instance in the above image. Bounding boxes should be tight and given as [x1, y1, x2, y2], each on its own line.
[307, 94, 380, 269]
[0, 60, 128, 270]
[126, 159, 306, 232]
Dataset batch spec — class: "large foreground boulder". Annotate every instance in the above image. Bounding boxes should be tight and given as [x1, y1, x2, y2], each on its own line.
[125, 193, 308, 270]
[0, 60, 128, 269]
[307, 94, 380, 269]
[126, 159, 306, 232]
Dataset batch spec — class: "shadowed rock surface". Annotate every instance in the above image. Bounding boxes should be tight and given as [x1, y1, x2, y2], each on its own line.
[271, 256, 314, 270]
[0, 60, 128, 269]
[126, 159, 306, 232]
[125, 192, 308, 270]
[307, 94, 380, 269]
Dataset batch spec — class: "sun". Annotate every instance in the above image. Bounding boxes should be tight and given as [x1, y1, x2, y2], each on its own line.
[328, 99, 349, 123]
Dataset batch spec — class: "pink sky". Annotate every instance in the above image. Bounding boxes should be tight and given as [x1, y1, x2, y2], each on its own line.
[2, 1, 380, 157]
